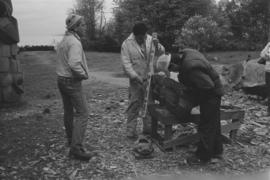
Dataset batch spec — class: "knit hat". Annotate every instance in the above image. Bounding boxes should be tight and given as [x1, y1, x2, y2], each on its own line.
[66, 14, 83, 30]
[133, 22, 148, 36]
[156, 54, 171, 72]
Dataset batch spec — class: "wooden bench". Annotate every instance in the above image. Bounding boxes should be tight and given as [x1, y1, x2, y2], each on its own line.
[148, 104, 245, 151]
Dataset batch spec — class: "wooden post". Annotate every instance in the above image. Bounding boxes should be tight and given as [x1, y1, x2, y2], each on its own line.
[268, 0, 270, 42]
[0, 0, 23, 107]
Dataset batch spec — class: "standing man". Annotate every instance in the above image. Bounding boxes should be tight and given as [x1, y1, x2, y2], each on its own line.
[56, 14, 94, 161]
[121, 22, 165, 139]
[166, 48, 224, 164]
[260, 42, 270, 115]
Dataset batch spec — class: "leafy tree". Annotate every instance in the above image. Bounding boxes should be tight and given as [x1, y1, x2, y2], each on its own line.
[176, 15, 232, 51]
[223, 0, 268, 48]
[73, 0, 104, 48]
[113, 0, 216, 51]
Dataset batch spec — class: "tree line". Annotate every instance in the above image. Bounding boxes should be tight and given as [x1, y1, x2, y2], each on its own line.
[73, 0, 270, 52]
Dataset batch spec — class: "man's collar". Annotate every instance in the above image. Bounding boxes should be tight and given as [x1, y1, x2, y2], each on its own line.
[127, 33, 136, 40]
[66, 31, 81, 41]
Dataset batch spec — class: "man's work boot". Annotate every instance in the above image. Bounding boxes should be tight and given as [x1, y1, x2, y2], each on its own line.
[142, 127, 152, 136]
[65, 138, 72, 147]
[186, 155, 209, 165]
[69, 147, 96, 161]
[126, 129, 138, 140]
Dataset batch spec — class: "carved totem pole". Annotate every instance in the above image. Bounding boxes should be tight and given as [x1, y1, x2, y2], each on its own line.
[0, 0, 23, 107]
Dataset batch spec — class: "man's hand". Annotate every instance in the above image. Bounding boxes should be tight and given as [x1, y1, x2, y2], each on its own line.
[132, 75, 143, 84]
[157, 71, 166, 77]
[152, 32, 159, 47]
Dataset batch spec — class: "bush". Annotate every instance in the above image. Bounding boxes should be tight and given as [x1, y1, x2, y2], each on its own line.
[82, 35, 120, 52]
[93, 35, 120, 52]
[19, 45, 54, 52]
[175, 15, 232, 51]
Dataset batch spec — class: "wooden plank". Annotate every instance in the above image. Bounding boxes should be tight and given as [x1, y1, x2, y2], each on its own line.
[152, 107, 180, 125]
[163, 134, 199, 149]
[220, 110, 245, 120]
[221, 121, 241, 134]
[149, 105, 245, 150]
[151, 116, 158, 137]
[189, 110, 245, 123]
[164, 125, 173, 140]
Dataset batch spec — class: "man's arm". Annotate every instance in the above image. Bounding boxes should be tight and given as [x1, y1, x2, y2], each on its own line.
[155, 43, 165, 56]
[121, 42, 138, 79]
[67, 43, 88, 80]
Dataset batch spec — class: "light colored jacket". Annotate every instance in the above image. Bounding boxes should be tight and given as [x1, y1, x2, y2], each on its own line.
[260, 42, 270, 72]
[121, 33, 165, 79]
[56, 31, 89, 79]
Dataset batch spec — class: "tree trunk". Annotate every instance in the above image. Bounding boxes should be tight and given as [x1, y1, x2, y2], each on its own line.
[0, 0, 23, 107]
[268, 0, 270, 42]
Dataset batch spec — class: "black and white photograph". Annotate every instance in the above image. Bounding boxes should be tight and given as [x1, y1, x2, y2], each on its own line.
[0, 0, 270, 179]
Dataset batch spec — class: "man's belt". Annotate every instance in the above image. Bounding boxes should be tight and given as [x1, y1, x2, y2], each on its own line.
[57, 76, 80, 83]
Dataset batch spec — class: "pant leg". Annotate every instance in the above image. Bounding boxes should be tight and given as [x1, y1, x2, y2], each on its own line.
[58, 79, 74, 142]
[196, 95, 223, 161]
[68, 81, 89, 148]
[126, 79, 144, 133]
[265, 72, 270, 114]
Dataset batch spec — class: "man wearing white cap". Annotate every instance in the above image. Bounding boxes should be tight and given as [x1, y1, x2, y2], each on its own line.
[121, 22, 165, 139]
[56, 14, 94, 161]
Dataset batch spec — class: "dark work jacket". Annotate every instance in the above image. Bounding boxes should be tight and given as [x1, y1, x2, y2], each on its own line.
[177, 49, 224, 98]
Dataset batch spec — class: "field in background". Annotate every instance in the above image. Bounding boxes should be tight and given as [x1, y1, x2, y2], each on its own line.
[18, 50, 259, 101]
[208, 51, 260, 64]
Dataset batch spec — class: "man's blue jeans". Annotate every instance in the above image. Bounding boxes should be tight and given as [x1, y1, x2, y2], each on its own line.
[57, 77, 89, 149]
[126, 79, 152, 134]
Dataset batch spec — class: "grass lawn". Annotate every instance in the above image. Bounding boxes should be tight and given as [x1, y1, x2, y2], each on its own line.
[207, 51, 260, 64]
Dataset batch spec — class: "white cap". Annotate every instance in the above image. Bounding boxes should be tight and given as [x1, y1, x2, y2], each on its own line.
[156, 54, 171, 72]
[66, 14, 83, 30]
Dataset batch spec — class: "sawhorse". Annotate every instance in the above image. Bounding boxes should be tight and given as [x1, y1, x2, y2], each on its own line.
[148, 104, 245, 151]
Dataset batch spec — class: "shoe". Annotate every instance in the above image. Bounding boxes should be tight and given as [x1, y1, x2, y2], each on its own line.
[132, 135, 154, 159]
[210, 154, 223, 164]
[212, 154, 223, 160]
[186, 155, 209, 165]
[69, 147, 96, 161]
[126, 130, 138, 140]
[142, 129, 151, 135]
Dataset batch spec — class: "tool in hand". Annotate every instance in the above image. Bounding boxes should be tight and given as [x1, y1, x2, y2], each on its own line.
[142, 32, 158, 118]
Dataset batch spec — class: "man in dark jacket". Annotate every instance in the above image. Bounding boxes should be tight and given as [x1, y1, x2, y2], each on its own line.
[167, 48, 224, 164]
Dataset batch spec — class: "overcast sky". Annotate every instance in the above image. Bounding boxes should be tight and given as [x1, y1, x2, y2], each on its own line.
[12, 0, 220, 46]
[12, 0, 114, 45]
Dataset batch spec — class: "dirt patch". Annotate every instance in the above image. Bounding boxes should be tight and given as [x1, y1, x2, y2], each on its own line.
[88, 71, 128, 87]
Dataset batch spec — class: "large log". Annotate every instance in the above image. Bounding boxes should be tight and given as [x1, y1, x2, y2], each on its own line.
[0, 43, 11, 57]
[0, 73, 12, 87]
[0, 0, 23, 106]
[10, 58, 21, 72]
[0, 57, 9, 72]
